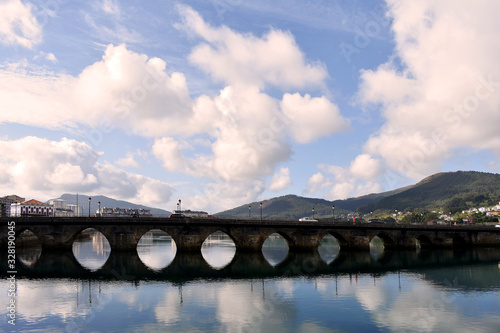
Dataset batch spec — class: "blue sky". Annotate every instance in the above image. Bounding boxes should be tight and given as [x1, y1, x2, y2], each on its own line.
[1, 0, 500, 213]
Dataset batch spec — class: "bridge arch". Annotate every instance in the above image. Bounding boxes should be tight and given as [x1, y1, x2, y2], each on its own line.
[71, 227, 111, 271]
[372, 232, 396, 250]
[69, 226, 109, 246]
[324, 232, 349, 249]
[261, 230, 293, 250]
[416, 235, 433, 249]
[136, 229, 177, 271]
[261, 232, 290, 266]
[15, 227, 43, 246]
[202, 229, 238, 248]
[201, 230, 237, 269]
[452, 235, 467, 248]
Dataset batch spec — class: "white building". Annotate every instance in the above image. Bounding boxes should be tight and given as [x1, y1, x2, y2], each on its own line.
[11, 199, 54, 217]
[0, 195, 25, 217]
[173, 209, 209, 218]
[48, 199, 80, 217]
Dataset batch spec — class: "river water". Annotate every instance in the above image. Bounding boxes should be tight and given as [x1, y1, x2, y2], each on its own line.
[1, 229, 500, 332]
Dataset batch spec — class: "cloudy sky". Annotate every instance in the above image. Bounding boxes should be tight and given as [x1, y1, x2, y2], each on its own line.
[1, 0, 500, 213]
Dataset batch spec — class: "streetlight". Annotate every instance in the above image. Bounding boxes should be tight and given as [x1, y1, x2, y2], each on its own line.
[332, 205, 335, 222]
[98, 201, 101, 217]
[312, 207, 315, 219]
[179, 199, 182, 213]
[248, 205, 251, 218]
[395, 209, 398, 223]
[88, 197, 91, 217]
[260, 202, 262, 222]
[370, 211, 373, 220]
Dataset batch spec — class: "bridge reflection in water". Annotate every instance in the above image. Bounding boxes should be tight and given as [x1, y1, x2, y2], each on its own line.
[7, 230, 500, 284]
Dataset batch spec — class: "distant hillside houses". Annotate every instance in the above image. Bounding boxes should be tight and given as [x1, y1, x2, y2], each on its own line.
[463, 201, 500, 216]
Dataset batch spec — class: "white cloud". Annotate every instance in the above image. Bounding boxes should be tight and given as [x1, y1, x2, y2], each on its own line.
[0, 137, 174, 206]
[152, 85, 294, 184]
[268, 167, 292, 191]
[0, 7, 351, 211]
[0, 44, 195, 136]
[172, 179, 266, 214]
[349, 154, 384, 181]
[0, 0, 42, 48]
[281, 93, 349, 144]
[33, 51, 58, 63]
[306, 172, 331, 194]
[100, 0, 120, 16]
[115, 150, 148, 168]
[178, 5, 327, 90]
[356, 0, 500, 181]
[306, 154, 384, 200]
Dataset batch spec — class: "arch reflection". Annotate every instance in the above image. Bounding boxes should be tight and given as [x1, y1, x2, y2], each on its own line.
[137, 229, 177, 271]
[369, 236, 385, 261]
[262, 233, 289, 266]
[318, 234, 340, 264]
[201, 231, 236, 269]
[72, 228, 111, 271]
[17, 230, 42, 268]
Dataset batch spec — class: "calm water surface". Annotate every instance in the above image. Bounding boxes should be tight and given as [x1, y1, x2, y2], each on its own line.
[2, 229, 500, 332]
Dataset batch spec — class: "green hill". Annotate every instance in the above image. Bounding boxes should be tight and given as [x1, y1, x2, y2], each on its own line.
[217, 171, 500, 219]
[357, 171, 500, 214]
[217, 187, 405, 220]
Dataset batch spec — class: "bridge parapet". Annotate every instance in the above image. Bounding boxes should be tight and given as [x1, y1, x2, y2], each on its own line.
[2, 217, 500, 252]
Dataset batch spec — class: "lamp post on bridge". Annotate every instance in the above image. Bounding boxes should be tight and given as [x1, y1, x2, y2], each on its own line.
[312, 207, 315, 220]
[260, 202, 262, 222]
[88, 197, 91, 218]
[98, 201, 101, 217]
[332, 205, 335, 223]
[249, 205, 251, 218]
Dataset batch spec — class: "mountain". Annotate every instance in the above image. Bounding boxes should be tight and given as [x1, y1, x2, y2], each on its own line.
[357, 171, 500, 214]
[49, 194, 171, 217]
[217, 188, 403, 220]
[217, 171, 500, 219]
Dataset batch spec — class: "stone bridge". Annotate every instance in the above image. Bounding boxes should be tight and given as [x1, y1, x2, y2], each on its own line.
[3, 217, 500, 252]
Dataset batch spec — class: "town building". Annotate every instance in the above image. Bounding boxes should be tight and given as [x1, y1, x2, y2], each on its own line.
[10, 199, 54, 217]
[98, 207, 152, 217]
[0, 195, 25, 217]
[173, 209, 209, 218]
[48, 199, 80, 217]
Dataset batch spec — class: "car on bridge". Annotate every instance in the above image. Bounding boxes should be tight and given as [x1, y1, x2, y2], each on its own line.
[299, 217, 318, 222]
